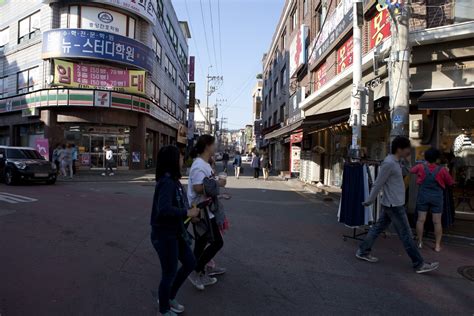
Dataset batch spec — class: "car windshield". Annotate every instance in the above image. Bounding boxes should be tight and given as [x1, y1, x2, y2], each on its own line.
[7, 149, 44, 160]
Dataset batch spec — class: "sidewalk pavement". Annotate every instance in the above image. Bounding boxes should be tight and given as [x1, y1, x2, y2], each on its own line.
[57, 169, 156, 183]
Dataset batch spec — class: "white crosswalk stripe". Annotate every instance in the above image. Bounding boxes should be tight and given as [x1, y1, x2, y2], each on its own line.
[0, 192, 38, 204]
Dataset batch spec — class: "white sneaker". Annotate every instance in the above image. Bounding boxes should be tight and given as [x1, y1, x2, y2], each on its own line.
[101, 173, 106, 176]
[200, 272, 217, 286]
[109, 173, 114, 176]
[188, 271, 205, 290]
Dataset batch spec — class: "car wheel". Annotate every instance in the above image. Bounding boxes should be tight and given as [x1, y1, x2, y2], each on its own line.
[4, 169, 15, 185]
[46, 177, 56, 185]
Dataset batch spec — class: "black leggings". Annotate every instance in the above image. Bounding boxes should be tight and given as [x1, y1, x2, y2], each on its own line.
[254, 168, 260, 178]
[194, 218, 224, 273]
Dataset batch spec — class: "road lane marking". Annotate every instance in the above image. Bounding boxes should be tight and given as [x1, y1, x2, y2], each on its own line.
[0, 192, 38, 204]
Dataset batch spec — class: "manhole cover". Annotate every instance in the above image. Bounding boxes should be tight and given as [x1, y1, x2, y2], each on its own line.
[457, 266, 474, 281]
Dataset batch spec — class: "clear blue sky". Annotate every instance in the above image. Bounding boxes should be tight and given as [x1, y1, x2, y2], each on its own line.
[172, 0, 285, 129]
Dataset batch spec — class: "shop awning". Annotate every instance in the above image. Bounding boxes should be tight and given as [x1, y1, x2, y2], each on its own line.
[303, 84, 352, 117]
[418, 89, 474, 110]
[264, 120, 303, 140]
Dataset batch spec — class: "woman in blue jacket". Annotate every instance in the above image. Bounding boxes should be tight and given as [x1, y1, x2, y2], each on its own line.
[150, 146, 200, 315]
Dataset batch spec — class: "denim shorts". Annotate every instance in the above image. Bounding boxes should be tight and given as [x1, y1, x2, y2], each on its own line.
[416, 194, 443, 214]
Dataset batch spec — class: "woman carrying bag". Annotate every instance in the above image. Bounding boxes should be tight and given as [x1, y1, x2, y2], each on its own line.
[150, 146, 200, 315]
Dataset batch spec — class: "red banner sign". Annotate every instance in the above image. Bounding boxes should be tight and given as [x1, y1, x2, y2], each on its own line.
[337, 36, 353, 74]
[314, 62, 328, 91]
[370, 10, 391, 49]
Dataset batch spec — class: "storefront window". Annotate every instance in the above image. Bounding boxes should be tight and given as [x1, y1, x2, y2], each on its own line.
[439, 110, 474, 217]
[19, 123, 44, 147]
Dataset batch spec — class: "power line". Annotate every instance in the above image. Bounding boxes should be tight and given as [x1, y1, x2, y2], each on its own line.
[217, 0, 224, 75]
[184, 0, 205, 76]
[208, 0, 220, 74]
[199, 0, 213, 69]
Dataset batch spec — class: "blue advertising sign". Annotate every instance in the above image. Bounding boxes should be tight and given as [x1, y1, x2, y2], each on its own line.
[42, 29, 154, 72]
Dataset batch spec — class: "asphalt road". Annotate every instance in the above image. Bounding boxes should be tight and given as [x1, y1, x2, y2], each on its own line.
[0, 167, 473, 315]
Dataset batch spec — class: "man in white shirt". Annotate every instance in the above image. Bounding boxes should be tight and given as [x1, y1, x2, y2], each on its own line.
[102, 146, 115, 176]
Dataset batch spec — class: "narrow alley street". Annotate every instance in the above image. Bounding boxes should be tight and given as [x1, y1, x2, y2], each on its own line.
[0, 167, 472, 315]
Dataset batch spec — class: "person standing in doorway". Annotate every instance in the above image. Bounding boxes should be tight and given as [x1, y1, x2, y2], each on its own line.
[187, 135, 226, 290]
[102, 146, 115, 176]
[222, 151, 229, 173]
[410, 148, 454, 252]
[261, 152, 271, 181]
[233, 151, 242, 179]
[151, 145, 200, 315]
[356, 136, 439, 274]
[251, 152, 260, 179]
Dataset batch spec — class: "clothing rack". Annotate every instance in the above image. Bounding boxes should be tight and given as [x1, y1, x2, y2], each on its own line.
[340, 159, 382, 242]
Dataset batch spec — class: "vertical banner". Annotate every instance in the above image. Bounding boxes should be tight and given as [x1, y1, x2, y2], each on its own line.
[188, 82, 196, 112]
[35, 138, 50, 161]
[370, 10, 391, 49]
[337, 36, 354, 74]
[189, 56, 195, 82]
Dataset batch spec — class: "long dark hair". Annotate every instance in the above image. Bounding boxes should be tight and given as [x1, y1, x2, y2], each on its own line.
[156, 145, 182, 180]
[190, 134, 215, 158]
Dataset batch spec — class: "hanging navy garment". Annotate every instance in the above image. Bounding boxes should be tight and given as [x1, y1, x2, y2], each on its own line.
[339, 163, 366, 227]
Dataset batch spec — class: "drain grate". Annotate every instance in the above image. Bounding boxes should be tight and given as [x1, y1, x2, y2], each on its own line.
[457, 266, 474, 281]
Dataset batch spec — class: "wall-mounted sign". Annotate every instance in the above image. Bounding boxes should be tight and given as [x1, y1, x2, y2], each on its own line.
[94, 91, 111, 107]
[177, 124, 187, 144]
[290, 145, 301, 173]
[42, 29, 154, 72]
[308, 0, 353, 68]
[370, 10, 391, 49]
[337, 36, 353, 74]
[289, 24, 308, 76]
[43, 0, 157, 25]
[314, 62, 328, 91]
[189, 56, 195, 82]
[53, 59, 146, 95]
[81, 6, 128, 37]
[288, 87, 304, 124]
[132, 151, 141, 163]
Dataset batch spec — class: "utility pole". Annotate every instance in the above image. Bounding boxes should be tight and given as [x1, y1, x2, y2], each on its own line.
[388, 1, 411, 140]
[205, 65, 223, 135]
[349, 0, 364, 158]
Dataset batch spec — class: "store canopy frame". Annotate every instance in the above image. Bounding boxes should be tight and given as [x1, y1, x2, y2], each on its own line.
[418, 88, 474, 110]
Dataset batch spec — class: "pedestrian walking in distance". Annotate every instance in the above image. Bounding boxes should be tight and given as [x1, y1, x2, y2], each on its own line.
[356, 136, 439, 274]
[261, 152, 271, 180]
[52, 144, 62, 175]
[102, 146, 114, 176]
[71, 144, 78, 175]
[222, 150, 229, 173]
[233, 151, 242, 179]
[188, 135, 226, 290]
[410, 147, 454, 252]
[60, 144, 73, 179]
[150, 145, 200, 316]
[251, 152, 260, 179]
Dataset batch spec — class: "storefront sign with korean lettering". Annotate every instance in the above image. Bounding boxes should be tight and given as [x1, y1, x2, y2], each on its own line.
[53, 59, 146, 95]
[42, 29, 154, 72]
[370, 10, 391, 49]
[81, 6, 128, 37]
[337, 36, 353, 74]
[308, 0, 353, 67]
[314, 62, 328, 91]
[83, 0, 157, 25]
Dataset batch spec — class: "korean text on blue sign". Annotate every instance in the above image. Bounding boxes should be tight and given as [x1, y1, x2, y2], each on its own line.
[42, 29, 154, 72]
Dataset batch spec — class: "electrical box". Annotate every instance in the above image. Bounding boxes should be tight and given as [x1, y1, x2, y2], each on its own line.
[409, 114, 423, 139]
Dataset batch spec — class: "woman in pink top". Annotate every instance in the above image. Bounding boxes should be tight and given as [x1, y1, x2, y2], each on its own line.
[410, 148, 454, 252]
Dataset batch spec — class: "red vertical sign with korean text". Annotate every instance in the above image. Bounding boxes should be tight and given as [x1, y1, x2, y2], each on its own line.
[370, 10, 391, 49]
[337, 36, 353, 74]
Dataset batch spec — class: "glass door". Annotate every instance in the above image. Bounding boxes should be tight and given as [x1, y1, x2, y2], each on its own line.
[117, 135, 130, 169]
[90, 135, 104, 169]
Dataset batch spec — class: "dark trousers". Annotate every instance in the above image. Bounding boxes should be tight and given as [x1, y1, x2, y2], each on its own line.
[72, 160, 77, 175]
[358, 205, 424, 269]
[151, 230, 196, 313]
[254, 168, 260, 178]
[222, 160, 228, 172]
[194, 218, 224, 273]
[105, 159, 114, 175]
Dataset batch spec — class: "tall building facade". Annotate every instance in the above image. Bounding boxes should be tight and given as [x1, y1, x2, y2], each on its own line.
[262, 0, 474, 231]
[0, 0, 190, 169]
